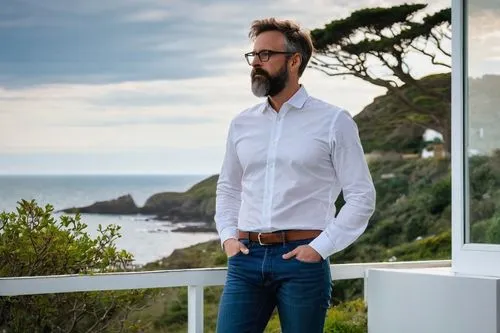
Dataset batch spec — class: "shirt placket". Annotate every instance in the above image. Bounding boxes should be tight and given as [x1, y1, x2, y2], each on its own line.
[262, 109, 285, 229]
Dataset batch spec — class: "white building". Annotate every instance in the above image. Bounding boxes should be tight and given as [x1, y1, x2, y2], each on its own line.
[421, 128, 444, 159]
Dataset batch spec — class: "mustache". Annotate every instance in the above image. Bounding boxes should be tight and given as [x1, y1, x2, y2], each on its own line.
[251, 68, 270, 79]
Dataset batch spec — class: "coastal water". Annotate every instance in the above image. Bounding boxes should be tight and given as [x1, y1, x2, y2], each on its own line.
[0, 175, 219, 265]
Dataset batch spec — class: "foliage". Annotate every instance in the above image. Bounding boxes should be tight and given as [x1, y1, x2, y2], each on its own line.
[140, 175, 218, 221]
[153, 288, 188, 329]
[354, 73, 449, 154]
[264, 299, 367, 333]
[387, 230, 451, 261]
[0, 200, 152, 332]
[310, 4, 452, 151]
[472, 214, 500, 244]
[142, 238, 227, 271]
[324, 299, 367, 333]
[185, 174, 218, 199]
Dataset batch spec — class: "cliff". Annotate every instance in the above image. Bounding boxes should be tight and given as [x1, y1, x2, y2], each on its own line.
[60, 175, 218, 223]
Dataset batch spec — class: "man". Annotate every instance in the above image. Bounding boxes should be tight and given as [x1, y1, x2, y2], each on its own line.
[215, 17, 376, 333]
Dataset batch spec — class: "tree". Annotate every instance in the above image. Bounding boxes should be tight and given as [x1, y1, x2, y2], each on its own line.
[0, 200, 153, 332]
[310, 4, 452, 153]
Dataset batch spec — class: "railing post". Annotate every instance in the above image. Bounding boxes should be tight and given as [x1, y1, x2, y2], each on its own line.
[188, 285, 204, 333]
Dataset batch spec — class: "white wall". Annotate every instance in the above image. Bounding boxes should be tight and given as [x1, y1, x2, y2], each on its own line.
[367, 268, 500, 333]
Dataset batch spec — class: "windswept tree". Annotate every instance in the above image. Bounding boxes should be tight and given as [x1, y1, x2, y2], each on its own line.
[310, 4, 451, 152]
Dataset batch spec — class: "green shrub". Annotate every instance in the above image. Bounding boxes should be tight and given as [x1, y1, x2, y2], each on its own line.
[0, 200, 151, 332]
[262, 299, 367, 333]
[428, 176, 451, 215]
[471, 219, 490, 243]
[486, 215, 500, 244]
[324, 299, 367, 333]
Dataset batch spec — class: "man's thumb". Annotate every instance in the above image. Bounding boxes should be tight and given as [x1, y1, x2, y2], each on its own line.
[240, 243, 249, 254]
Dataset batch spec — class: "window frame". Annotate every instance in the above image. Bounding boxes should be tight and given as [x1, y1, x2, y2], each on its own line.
[451, 0, 500, 276]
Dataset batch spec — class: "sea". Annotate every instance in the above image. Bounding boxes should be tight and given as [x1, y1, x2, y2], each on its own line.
[0, 174, 219, 266]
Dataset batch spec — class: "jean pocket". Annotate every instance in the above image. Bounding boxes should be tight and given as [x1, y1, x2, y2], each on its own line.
[227, 250, 242, 259]
[293, 257, 323, 264]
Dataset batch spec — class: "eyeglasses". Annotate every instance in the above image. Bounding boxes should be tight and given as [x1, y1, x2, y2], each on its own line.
[244, 50, 294, 65]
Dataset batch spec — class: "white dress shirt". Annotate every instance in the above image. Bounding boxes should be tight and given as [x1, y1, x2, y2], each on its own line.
[215, 86, 376, 259]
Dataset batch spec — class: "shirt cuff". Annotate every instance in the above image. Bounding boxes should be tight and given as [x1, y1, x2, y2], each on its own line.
[219, 226, 239, 249]
[308, 232, 336, 259]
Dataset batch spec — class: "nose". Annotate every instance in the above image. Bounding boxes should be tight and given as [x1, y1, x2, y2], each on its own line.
[251, 55, 262, 67]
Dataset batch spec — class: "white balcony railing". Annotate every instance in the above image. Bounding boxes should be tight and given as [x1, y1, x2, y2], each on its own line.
[0, 260, 450, 333]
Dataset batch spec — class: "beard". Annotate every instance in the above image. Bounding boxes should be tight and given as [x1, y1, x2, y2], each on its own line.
[251, 64, 288, 97]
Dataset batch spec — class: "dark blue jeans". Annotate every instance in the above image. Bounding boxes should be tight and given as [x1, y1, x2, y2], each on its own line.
[216, 238, 332, 333]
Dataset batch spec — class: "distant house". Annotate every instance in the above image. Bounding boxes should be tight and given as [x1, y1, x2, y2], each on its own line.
[421, 129, 446, 159]
[364, 128, 448, 161]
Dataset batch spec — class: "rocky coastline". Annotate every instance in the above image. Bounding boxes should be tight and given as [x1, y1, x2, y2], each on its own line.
[59, 175, 219, 232]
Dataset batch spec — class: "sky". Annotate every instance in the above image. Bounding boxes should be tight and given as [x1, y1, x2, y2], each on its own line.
[0, 0, 462, 175]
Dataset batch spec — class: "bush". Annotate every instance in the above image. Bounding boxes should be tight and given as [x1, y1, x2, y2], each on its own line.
[486, 215, 500, 244]
[470, 199, 496, 223]
[428, 176, 451, 215]
[263, 299, 367, 333]
[154, 288, 188, 328]
[471, 219, 490, 243]
[0, 200, 151, 332]
[324, 299, 367, 333]
[388, 231, 451, 261]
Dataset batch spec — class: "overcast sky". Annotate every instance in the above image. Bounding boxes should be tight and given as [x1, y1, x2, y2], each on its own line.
[0, 0, 466, 175]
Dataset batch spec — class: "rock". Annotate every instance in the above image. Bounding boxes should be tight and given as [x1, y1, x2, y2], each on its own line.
[60, 194, 139, 215]
[171, 224, 217, 233]
[58, 175, 219, 224]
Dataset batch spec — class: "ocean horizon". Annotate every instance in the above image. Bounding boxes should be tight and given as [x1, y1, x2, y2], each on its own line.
[0, 174, 220, 265]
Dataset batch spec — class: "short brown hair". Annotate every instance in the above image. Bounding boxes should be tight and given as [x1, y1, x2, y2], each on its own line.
[248, 18, 314, 77]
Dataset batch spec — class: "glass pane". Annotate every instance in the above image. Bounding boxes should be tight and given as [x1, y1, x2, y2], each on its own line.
[466, 0, 500, 243]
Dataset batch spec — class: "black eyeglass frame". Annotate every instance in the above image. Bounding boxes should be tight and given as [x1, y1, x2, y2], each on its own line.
[244, 50, 295, 65]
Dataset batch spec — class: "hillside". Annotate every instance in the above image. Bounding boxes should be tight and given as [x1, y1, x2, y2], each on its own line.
[354, 73, 451, 154]
[141, 175, 218, 222]
[60, 175, 219, 224]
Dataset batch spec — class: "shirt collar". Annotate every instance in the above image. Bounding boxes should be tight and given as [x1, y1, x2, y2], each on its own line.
[259, 85, 309, 113]
[286, 85, 309, 109]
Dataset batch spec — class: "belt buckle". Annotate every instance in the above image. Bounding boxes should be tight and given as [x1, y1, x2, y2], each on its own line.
[257, 232, 270, 246]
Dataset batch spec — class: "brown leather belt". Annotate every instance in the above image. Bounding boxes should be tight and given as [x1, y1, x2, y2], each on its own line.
[238, 230, 322, 245]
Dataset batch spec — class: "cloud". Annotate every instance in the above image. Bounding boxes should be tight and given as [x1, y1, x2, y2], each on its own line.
[0, 68, 388, 158]
[0, 0, 450, 88]
[65, 116, 217, 127]
[0, 148, 224, 175]
[124, 10, 171, 22]
[466, 7, 500, 77]
[0, 0, 454, 174]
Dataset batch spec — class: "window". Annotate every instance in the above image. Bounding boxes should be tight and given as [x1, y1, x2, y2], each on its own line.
[452, 0, 500, 276]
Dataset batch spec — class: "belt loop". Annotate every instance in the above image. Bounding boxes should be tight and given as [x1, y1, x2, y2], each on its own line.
[281, 231, 285, 246]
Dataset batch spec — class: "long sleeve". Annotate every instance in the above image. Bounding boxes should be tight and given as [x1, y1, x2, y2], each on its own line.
[214, 120, 243, 246]
[309, 111, 376, 259]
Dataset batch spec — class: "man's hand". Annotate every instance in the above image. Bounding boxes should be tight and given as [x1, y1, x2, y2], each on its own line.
[282, 245, 322, 263]
[223, 238, 249, 257]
